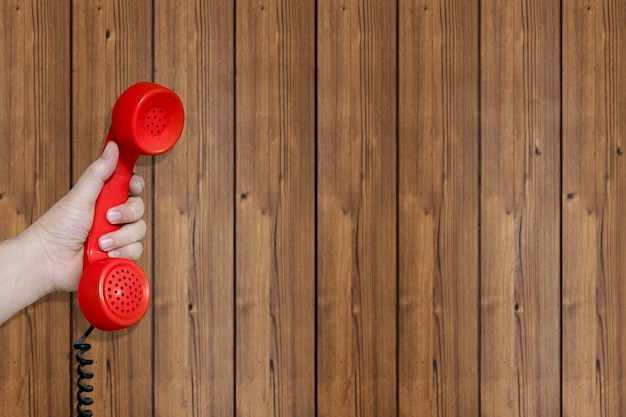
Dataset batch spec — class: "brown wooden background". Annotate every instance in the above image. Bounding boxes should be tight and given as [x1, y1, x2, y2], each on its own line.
[0, 0, 624, 416]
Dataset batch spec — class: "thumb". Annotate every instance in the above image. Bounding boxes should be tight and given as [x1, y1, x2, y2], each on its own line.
[68, 142, 119, 207]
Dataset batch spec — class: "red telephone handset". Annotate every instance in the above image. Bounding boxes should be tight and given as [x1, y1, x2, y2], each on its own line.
[77, 82, 184, 331]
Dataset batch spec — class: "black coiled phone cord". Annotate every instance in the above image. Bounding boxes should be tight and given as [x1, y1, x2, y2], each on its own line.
[74, 325, 96, 417]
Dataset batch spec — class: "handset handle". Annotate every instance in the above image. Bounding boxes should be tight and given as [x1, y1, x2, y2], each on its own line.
[84, 137, 139, 265]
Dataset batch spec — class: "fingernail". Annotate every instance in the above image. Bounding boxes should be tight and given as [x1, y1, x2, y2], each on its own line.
[108, 250, 121, 258]
[102, 142, 115, 160]
[107, 210, 122, 223]
[99, 237, 115, 250]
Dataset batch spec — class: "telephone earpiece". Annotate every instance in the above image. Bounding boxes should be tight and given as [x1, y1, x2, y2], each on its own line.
[77, 82, 184, 331]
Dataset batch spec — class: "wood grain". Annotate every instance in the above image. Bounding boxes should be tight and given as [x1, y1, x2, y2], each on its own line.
[235, 0, 316, 415]
[0, 1, 70, 416]
[562, 1, 626, 416]
[398, 0, 480, 416]
[3, 2, 626, 416]
[480, 0, 561, 416]
[561, 1, 602, 415]
[397, 2, 439, 413]
[399, 0, 480, 415]
[71, 1, 154, 415]
[317, 0, 397, 416]
[432, 1, 480, 415]
[153, 0, 235, 416]
[598, 2, 626, 413]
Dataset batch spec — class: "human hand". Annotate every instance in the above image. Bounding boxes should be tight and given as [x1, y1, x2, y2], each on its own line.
[28, 142, 147, 293]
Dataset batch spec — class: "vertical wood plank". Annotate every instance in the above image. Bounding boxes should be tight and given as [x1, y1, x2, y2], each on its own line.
[0, 1, 70, 415]
[432, 1, 480, 415]
[398, 0, 480, 416]
[562, 1, 626, 415]
[71, 1, 154, 415]
[153, 0, 235, 416]
[480, 0, 561, 416]
[235, 0, 316, 415]
[397, 2, 438, 412]
[398, 0, 480, 415]
[561, 1, 600, 414]
[598, 1, 626, 411]
[598, 2, 626, 413]
[317, 0, 397, 416]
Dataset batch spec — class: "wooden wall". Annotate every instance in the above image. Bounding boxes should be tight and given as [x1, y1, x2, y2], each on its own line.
[0, 0, 624, 416]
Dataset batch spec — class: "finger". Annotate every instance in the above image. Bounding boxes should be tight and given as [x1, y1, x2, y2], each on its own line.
[68, 142, 120, 207]
[98, 220, 147, 252]
[129, 174, 145, 196]
[107, 242, 144, 260]
[106, 196, 145, 225]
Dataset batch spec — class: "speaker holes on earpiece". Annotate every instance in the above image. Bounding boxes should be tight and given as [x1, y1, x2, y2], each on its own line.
[146, 108, 167, 136]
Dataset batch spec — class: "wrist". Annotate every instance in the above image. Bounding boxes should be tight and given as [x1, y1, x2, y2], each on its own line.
[21, 223, 59, 296]
[0, 227, 53, 324]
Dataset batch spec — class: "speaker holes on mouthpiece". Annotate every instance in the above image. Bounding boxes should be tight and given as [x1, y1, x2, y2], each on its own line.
[104, 267, 146, 317]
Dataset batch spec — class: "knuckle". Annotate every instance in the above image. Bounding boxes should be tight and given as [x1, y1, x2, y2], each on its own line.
[124, 242, 143, 260]
[136, 219, 147, 238]
[127, 196, 145, 219]
[125, 200, 138, 219]
[117, 242, 142, 260]
[119, 225, 132, 242]
[120, 220, 146, 245]
[129, 174, 145, 194]
[133, 242, 144, 259]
